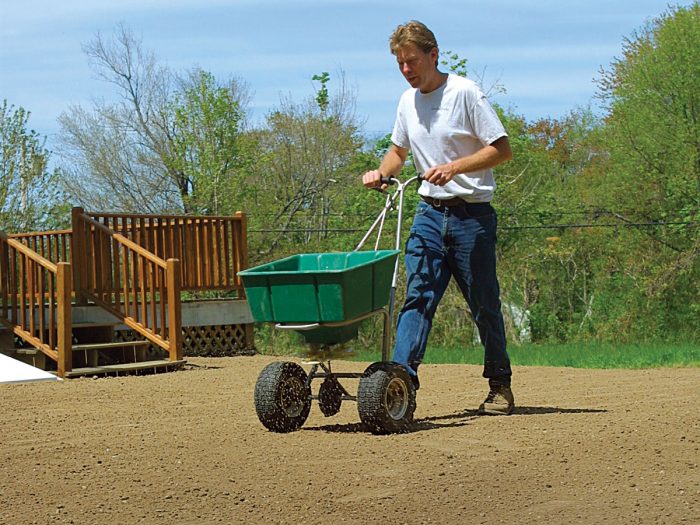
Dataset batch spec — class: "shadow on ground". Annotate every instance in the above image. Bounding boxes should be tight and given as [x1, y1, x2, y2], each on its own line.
[305, 406, 607, 434]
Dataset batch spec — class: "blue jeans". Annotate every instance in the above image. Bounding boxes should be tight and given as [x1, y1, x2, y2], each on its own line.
[392, 200, 512, 384]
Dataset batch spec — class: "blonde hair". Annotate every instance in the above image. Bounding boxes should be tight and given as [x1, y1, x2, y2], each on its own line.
[389, 20, 439, 57]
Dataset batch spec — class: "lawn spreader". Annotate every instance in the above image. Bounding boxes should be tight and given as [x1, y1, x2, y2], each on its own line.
[238, 175, 419, 434]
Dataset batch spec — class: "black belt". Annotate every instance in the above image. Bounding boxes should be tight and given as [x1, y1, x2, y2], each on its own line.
[421, 195, 469, 208]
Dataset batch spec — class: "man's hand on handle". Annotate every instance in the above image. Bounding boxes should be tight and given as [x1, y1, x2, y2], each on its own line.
[422, 163, 455, 186]
[363, 143, 409, 190]
[362, 170, 389, 191]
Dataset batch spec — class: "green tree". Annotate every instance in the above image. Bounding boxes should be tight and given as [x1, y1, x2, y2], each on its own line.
[597, 3, 699, 225]
[311, 71, 330, 113]
[593, 3, 700, 339]
[0, 101, 67, 231]
[168, 69, 247, 215]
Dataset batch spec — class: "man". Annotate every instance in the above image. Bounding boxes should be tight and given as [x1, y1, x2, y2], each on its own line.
[362, 20, 515, 415]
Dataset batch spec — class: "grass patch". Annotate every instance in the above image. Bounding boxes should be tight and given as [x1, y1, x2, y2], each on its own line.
[348, 342, 700, 369]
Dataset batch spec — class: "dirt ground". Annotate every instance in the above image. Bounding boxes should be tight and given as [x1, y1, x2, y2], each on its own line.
[1, 355, 698, 525]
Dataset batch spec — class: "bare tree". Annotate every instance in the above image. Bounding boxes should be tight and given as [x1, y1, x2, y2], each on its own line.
[58, 23, 250, 214]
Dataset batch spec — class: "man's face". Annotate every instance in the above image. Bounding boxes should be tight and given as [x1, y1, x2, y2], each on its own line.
[395, 44, 438, 91]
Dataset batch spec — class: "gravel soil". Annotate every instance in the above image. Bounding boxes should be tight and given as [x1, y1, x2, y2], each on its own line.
[1, 355, 698, 524]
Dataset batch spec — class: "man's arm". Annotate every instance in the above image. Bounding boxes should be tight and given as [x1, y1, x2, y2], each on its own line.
[362, 143, 409, 188]
[423, 136, 512, 186]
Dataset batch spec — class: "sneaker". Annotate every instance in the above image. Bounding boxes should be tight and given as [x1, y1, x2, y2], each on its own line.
[478, 381, 515, 415]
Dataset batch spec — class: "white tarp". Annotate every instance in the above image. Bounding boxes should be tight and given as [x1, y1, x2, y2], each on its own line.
[0, 353, 60, 384]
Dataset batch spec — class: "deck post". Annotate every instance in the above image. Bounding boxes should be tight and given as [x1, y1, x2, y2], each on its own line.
[166, 258, 182, 361]
[0, 236, 8, 319]
[71, 207, 88, 305]
[234, 211, 248, 291]
[234, 211, 253, 349]
[56, 262, 72, 377]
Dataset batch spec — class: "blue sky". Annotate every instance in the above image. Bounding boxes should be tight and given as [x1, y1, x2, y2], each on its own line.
[0, 0, 681, 149]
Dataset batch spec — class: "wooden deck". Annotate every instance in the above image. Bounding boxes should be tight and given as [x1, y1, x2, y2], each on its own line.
[1, 207, 251, 377]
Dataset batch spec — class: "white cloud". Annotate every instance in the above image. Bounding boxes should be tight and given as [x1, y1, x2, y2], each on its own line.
[0, 0, 679, 142]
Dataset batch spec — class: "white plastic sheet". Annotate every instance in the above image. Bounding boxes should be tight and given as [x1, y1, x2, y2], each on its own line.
[0, 353, 60, 384]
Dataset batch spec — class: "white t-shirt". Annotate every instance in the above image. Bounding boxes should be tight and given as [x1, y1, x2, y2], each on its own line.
[391, 74, 507, 203]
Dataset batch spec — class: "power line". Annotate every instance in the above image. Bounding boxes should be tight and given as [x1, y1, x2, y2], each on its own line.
[500, 220, 699, 231]
[248, 220, 699, 235]
[246, 208, 698, 224]
[246, 209, 646, 220]
[249, 228, 365, 233]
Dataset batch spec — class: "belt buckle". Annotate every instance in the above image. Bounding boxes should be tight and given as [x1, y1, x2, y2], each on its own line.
[433, 198, 443, 207]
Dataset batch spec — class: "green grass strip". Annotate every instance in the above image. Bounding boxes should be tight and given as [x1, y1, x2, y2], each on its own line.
[349, 342, 700, 369]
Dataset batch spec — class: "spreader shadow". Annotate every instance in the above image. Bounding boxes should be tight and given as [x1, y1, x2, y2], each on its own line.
[305, 422, 369, 434]
[305, 409, 480, 434]
[304, 406, 607, 434]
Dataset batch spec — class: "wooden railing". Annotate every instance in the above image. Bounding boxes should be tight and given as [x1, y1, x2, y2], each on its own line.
[83, 211, 247, 295]
[9, 230, 72, 264]
[72, 210, 182, 361]
[0, 232, 72, 376]
[1, 209, 249, 373]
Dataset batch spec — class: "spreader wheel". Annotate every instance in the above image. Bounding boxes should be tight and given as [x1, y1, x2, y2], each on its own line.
[254, 361, 311, 432]
[357, 362, 416, 434]
[318, 376, 344, 417]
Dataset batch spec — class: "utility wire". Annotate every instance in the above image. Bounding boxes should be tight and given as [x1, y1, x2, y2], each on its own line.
[246, 208, 698, 225]
[244, 207, 687, 219]
[499, 220, 699, 231]
[249, 220, 699, 234]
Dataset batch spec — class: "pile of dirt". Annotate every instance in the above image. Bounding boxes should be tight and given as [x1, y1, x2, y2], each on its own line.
[1, 355, 698, 524]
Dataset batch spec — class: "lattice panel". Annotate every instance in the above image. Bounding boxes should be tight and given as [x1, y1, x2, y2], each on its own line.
[183, 324, 255, 356]
[114, 324, 255, 357]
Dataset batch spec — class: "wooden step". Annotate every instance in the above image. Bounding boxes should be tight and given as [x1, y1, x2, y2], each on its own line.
[62, 359, 186, 378]
[2, 347, 47, 368]
[1, 322, 119, 331]
[71, 322, 119, 328]
[15, 348, 40, 355]
[72, 340, 151, 352]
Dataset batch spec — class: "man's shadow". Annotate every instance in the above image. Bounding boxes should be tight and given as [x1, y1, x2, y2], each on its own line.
[304, 406, 607, 434]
